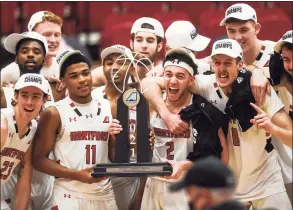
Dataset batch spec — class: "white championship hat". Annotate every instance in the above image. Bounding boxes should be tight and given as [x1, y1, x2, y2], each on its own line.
[14, 73, 51, 95]
[56, 50, 90, 74]
[211, 39, 243, 59]
[131, 17, 164, 38]
[219, 3, 257, 26]
[164, 47, 197, 76]
[166, 21, 211, 52]
[101, 45, 134, 63]
[4, 31, 48, 55]
[274, 30, 293, 53]
[28, 11, 47, 31]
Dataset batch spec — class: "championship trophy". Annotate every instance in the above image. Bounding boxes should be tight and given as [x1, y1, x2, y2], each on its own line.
[92, 51, 172, 177]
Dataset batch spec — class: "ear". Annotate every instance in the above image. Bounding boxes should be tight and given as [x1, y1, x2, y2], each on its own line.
[130, 40, 134, 51]
[157, 42, 163, 53]
[188, 75, 195, 86]
[255, 23, 261, 35]
[165, 45, 169, 55]
[237, 60, 244, 72]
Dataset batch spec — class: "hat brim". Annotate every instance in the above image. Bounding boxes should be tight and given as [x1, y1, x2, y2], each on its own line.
[211, 49, 240, 59]
[169, 180, 187, 192]
[165, 48, 194, 60]
[274, 40, 292, 53]
[219, 15, 256, 26]
[188, 34, 211, 52]
[4, 34, 27, 54]
[101, 47, 128, 62]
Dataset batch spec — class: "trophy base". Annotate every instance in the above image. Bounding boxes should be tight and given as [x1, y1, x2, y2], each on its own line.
[92, 162, 173, 177]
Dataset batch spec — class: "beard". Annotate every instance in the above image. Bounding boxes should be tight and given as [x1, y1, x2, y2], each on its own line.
[284, 70, 293, 85]
[18, 63, 43, 76]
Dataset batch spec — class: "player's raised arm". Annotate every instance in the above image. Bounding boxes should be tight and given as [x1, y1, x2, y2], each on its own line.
[141, 77, 189, 134]
[14, 146, 33, 210]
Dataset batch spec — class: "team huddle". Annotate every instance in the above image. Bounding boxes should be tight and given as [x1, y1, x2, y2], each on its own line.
[0, 3, 292, 210]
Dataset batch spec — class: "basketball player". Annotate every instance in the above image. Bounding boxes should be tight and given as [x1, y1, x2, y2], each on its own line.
[1, 11, 66, 99]
[32, 50, 117, 210]
[1, 31, 53, 108]
[1, 73, 50, 210]
[92, 17, 164, 88]
[220, 3, 276, 104]
[0, 31, 56, 210]
[144, 39, 292, 208]
[268, 30, 293, 205]
[95, 45, 156, 210]
[139, 48, 228, 210]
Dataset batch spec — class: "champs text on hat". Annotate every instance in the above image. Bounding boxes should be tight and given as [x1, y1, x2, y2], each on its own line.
[282, 31, 292, 40]
[227, 6, 242, 16]
[56, 50, 70, 64]
[215, 41, 233, 49]
[24, 75, 43, 84]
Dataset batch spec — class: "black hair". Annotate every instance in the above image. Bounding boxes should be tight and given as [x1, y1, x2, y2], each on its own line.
[281, 42, 293, 52]
[59, 54, 91, 78]
[15, 38, 46, 55]
[225, 17, 255, 25]
[131, 23, 163, 43]
[163, 52, 198, 75]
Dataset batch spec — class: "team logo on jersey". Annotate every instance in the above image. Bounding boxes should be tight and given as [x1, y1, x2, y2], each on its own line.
[85, 114, 93, 119]
[8, 133, 14, 138]
[64, 194, 71, 198]
[103, 116, 109, 123]
[210, 100, 217, 105]
[69, 117, 77, 122]
[200, 103, 205, 107]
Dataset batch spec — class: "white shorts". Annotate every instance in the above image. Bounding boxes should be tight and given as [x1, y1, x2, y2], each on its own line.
[1, 168, 55, 210]
[53, 185, 118, 210]
[111, 177, 139, 210]
[0, 200, 11, 210]
[141, 177, 189, 210]
[250, 192, 292, 210]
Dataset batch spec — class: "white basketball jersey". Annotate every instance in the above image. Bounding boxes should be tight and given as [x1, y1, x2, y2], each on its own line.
[271, 86, 293, 184]
[0, 108, 37, 184]
[251, 40, 276, 78]
[53, 95, 113, 200]
[227, 90, 285, 202]
[150, 111, 193, 163]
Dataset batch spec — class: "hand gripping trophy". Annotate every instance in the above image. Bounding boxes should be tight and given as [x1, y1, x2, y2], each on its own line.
[92, 46, 172, 177]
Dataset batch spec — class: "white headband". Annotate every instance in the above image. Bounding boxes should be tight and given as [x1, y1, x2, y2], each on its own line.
[164, 59, 194, 76]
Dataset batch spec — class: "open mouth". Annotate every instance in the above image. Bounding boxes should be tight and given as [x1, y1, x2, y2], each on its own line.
[24, 108, 34, 113]
[168, 87, 179, 94]
[25, 60, 36, 68]
[78, 85, 89, 90]
[48, 45, 57, 51]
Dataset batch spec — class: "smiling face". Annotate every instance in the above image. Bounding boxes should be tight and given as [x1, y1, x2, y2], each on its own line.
[103, 53, 132, 87]
[62, 62, 92, 100]
[14, 86, 45, 122]
[225, 20, 260, 53]
[281, 46, 293, 77]
[164, 65, 194, 103]
[16, 40, 45, 75]
[212, 54, 243, 95]
[130, 31, 162, 65]
[34, 21, 62, 57]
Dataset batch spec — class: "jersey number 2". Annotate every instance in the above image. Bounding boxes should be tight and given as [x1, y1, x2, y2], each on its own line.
[165, 142, 174, 160]
[85, 145, 96, 164]
[0, 161, 14, 180]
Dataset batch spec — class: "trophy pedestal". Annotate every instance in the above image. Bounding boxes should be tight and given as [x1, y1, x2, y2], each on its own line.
[92, 162, 172, 177]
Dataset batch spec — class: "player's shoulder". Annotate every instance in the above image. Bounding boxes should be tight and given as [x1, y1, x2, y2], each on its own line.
[263, 40, 277, 52]
[91, 66, 103, 74]
[92, 85, 106, 99]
